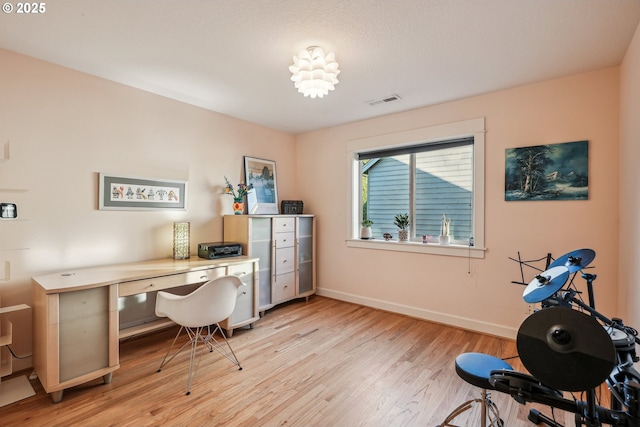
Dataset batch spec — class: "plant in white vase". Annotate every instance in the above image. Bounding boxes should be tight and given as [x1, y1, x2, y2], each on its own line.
[361, 219, 373, 239]
[394, 213, 410, 242]
[440, 214, 451, 245]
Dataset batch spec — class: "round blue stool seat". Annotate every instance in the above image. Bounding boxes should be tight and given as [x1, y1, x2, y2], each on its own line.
[455, 352, 513, 390]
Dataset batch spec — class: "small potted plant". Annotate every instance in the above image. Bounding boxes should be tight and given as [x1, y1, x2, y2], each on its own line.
[394, 213, 410, 242]
[440, 214, 451, 245]
[224, 176, 253, 214]
[361, 219, 373, 239]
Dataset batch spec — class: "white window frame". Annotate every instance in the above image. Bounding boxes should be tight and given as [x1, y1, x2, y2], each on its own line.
[346, 117, 486, 258]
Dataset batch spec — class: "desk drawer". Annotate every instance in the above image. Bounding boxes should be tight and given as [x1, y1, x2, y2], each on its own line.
[274, 247, 295, 275]
[274, 232, 295, 249]
[222, 261, 258, 330]
[118, 267, 223, 296]
[226, 263, 254, 281]
[273, 272, 295, 303]
[273, 217, 294, 233]
[231, 282, 254, 323]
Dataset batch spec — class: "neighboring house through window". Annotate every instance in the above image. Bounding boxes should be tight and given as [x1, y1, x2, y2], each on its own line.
[361, 138, 473, 244]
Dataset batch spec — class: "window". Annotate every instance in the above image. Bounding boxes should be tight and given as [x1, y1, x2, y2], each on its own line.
[360, 138, 473, 244]
[347, 118, 485, 257]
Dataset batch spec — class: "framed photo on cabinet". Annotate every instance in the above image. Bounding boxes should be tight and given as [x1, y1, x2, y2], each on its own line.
[243, 156, 279, 214]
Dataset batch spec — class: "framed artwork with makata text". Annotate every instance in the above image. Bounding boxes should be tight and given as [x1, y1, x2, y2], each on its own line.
[98, 173, 188, 210]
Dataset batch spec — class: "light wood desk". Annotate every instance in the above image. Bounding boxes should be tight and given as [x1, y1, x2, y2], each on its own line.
[32, 256, 259, 403]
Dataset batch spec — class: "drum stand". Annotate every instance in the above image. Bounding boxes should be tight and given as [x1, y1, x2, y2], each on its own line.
[437, 388, 503, 427]
[528, 408, 562, 426]
[526, 396, 608, 427]
[490, 369, 626, 427]
[531, 290, 639, 426]
[510, 296, 639, 425]
[505, 249, 640, 426]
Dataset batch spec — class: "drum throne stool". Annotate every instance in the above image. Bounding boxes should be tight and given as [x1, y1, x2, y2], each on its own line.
[437, 352, 513, 427]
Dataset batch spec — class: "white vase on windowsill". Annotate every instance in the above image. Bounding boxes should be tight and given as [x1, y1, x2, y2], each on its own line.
[439, 214, 451, 245]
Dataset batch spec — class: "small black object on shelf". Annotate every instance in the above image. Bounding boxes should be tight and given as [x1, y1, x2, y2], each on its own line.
[281, 200, 303, 214]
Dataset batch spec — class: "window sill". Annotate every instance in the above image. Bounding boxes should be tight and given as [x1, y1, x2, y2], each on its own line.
[346, 238, 485, 258]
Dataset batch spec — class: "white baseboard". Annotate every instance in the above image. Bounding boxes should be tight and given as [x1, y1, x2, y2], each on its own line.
[316, 287, 518, 340]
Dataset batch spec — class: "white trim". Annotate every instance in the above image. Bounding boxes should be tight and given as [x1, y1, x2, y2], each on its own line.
[346, 238, 485, 258]
[316, 287, 517, 340]
[347, 117, 486, 257]
[347, 117, 485, 152]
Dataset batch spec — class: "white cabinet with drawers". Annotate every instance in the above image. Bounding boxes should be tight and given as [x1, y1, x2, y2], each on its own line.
[224, 215, 316, 312]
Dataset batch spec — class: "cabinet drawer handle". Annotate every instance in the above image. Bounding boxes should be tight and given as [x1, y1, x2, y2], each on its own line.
[241, 291, 247, 295]
[200, 275, 208, 280]
[233, 271, 247, 277]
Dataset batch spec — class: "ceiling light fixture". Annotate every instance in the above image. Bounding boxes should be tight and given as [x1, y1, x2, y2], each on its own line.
[289, 46, 340, 99]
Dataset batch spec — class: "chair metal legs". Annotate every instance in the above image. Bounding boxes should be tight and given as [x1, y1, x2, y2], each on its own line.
[437, 389, 503, 427]
[157, 326, 189, 373]
[202, 324, 243, 371]
[157, 323, 242, 395]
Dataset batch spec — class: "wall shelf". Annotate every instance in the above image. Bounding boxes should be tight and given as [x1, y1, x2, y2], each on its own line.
[0, 140, 35, 406]
[0, 303, 34, 407]
[0, 188, 28, 193]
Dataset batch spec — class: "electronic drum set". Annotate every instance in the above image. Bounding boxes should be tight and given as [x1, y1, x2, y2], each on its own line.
[491, 249, 640, 426]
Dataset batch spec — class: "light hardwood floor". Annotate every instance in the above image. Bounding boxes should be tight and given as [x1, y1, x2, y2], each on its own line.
[3, 296, 605, 426]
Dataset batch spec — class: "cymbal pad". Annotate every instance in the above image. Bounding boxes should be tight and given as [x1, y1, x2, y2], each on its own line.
[517, 307, 615, 392]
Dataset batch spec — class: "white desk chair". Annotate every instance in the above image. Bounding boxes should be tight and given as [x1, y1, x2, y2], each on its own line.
[155, 275, 244, 395]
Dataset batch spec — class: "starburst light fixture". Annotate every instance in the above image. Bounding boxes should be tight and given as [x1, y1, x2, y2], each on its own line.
[288, 46, 340, 98]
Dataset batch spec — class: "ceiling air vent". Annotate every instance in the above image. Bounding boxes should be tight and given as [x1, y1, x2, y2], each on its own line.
[367, 94, 402, 106]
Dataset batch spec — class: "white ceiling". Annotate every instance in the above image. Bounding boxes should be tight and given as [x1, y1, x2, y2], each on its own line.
[2, 0, 640, 134]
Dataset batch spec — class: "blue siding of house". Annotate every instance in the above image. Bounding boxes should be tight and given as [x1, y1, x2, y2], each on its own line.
[415, 145, 473, 239]
[364, 144, 473, 241]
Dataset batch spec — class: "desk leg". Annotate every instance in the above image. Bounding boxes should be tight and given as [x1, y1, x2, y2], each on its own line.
[103, 372, 113, 384]
[51, 390, 64, 403]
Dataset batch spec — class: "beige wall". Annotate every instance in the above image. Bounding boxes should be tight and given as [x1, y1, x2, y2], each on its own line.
[620, 22, 640, 328]
[0, 48, 296, 370]
[1, 30, 636, 372]
[297, 67, 621, 339]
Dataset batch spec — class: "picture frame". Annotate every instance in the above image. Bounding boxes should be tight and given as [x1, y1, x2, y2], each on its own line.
[243, 156, 279, 214]
[98, 173, 188, 210]
[505, 140, 588, 201]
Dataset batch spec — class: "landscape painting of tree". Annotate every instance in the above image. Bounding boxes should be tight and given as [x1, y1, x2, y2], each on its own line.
[505, 140, 588, 201]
